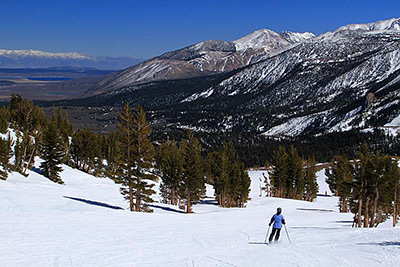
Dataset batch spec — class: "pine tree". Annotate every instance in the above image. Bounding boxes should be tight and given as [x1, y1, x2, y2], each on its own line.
[180, 131, 205, 213]
[40, 121, 65, 184]
[103, 131, 119, 180]
[325, 155, 353, 212]
[354, 144, 373, 227]
[287, 146, 304, 199]
[131, 105, 157, 212]
[156, 140, 183, 205]
[304, 156, 318, 202]
[70, 129, 102, 174]
[238, 163, 251, 207]
[116, 103, 135, 211]
[390, 160, 400, 227]
[0, 133, 12, 180]
[270, 146, 288, 197]
[8, 95, 46, 175]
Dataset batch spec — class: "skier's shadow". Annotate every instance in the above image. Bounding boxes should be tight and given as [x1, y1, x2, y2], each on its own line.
[63, 196, 124, 210]
[358, 241, 400, 246]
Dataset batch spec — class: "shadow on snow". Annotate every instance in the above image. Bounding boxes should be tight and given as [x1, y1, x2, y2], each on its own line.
[358, 241, 400, 246]
[147, 204, 186, 214]
[63, 196, 124, 210]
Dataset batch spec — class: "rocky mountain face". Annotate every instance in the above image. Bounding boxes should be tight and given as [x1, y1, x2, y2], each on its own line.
[86, 29, 315, 95]
[60, 18, 400, 137]
[0, 49, 144, 70]
[178, 18, 400, 136]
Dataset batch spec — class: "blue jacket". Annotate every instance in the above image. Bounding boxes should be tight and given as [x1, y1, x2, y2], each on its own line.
[269, 214, 285, 229]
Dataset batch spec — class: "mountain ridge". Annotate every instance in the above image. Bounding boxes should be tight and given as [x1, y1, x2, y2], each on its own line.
[0, 48, 144, 70]
[85, 28, 315, 96]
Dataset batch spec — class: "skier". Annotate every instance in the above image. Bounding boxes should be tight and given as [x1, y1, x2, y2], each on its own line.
[268, 207, 286, 242]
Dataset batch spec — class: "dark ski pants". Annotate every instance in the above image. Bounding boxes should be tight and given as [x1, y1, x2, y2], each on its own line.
[269, 227, 281, 242]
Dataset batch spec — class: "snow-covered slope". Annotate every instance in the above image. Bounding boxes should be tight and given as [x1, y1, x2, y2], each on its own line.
[1, 163, 399, 266]
[0, 48, 143, 70]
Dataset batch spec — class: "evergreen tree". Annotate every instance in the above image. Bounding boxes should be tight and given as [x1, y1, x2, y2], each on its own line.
[131, 105, 157, 212]
[270, 146, 288, 197]
[0, 106, 10, 133]
[116, 103, 135, 211]
[0, 133, 12, 180]
[287, 146, 304, 199]
[304, 156, 318, 202]
[8, 94, 46, 175]
[353, 144, 373, 227]
[103, 131, 119, 180]
[325, 155, 353, 212]
[389, 160, 400, 227]
[180, 131, 205, 213]
[70, 129, 102, 174]
[156, 140, 183, 205]
[40, 121, 65, 184]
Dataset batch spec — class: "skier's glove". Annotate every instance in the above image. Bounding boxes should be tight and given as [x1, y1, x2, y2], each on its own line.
[268, 223, 271, 226]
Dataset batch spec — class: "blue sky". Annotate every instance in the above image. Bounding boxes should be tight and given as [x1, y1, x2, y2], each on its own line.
[1, 0, 399, 58]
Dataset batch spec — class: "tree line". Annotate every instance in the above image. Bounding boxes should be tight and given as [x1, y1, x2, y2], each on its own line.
[268, 146, 319, 202]
[326, 144, 400, 227]
[0, 95, 251, 213]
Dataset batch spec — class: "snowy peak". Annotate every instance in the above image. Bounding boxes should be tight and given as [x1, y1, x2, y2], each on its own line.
[280, 31, 316, 43]
[189, 40, 236, 53]
[158, 40, 236, 61]
[0, 48, 143, 70]
[0, 49, 90, 59]
[234, 29, 289, 51]
[234, 29, 315, 52]
[337, 18, 400, 32]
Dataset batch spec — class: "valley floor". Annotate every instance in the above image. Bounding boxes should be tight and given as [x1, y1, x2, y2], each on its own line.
[1, 166, 399, 267]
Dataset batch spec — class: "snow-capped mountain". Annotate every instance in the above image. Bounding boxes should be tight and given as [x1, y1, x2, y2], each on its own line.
[336, 18, 400, 32]
[86, 29, 315, 95]
[233, 29, 314, 51]
[0, 49, 144, 70]
[64, 18, 400, 137]
[177, 18, 400, 136]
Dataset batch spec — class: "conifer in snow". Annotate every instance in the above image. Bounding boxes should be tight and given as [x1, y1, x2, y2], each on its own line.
[180, 131, 205, 213]
[270, 146, 288, 197]
[156, 140, 183, 205]
[304, 156, 319, 202]
[117, 103, 136, 211]
[325, 155, 353, 212]
[0, 133, 12, 180]
[117, 104, 156, 212]
[131, 105, 157, 212]
[40, 121, 65, 184]
[206, 142, 250, 208]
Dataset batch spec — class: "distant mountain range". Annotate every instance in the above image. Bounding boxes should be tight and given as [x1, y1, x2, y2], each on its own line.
[85, 29, 315, 95]
[47, 18, 400, 137]
[0, 49, 144, 70]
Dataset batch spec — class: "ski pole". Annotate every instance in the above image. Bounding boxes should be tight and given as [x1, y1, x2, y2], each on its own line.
[264, 225, 271, 243]
[284, 224, 291, 244]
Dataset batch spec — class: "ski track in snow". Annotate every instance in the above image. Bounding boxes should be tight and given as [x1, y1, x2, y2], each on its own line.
[1, 164, 400, 267]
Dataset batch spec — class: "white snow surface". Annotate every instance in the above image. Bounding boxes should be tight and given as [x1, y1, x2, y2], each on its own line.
[1, 165, 399, 266]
